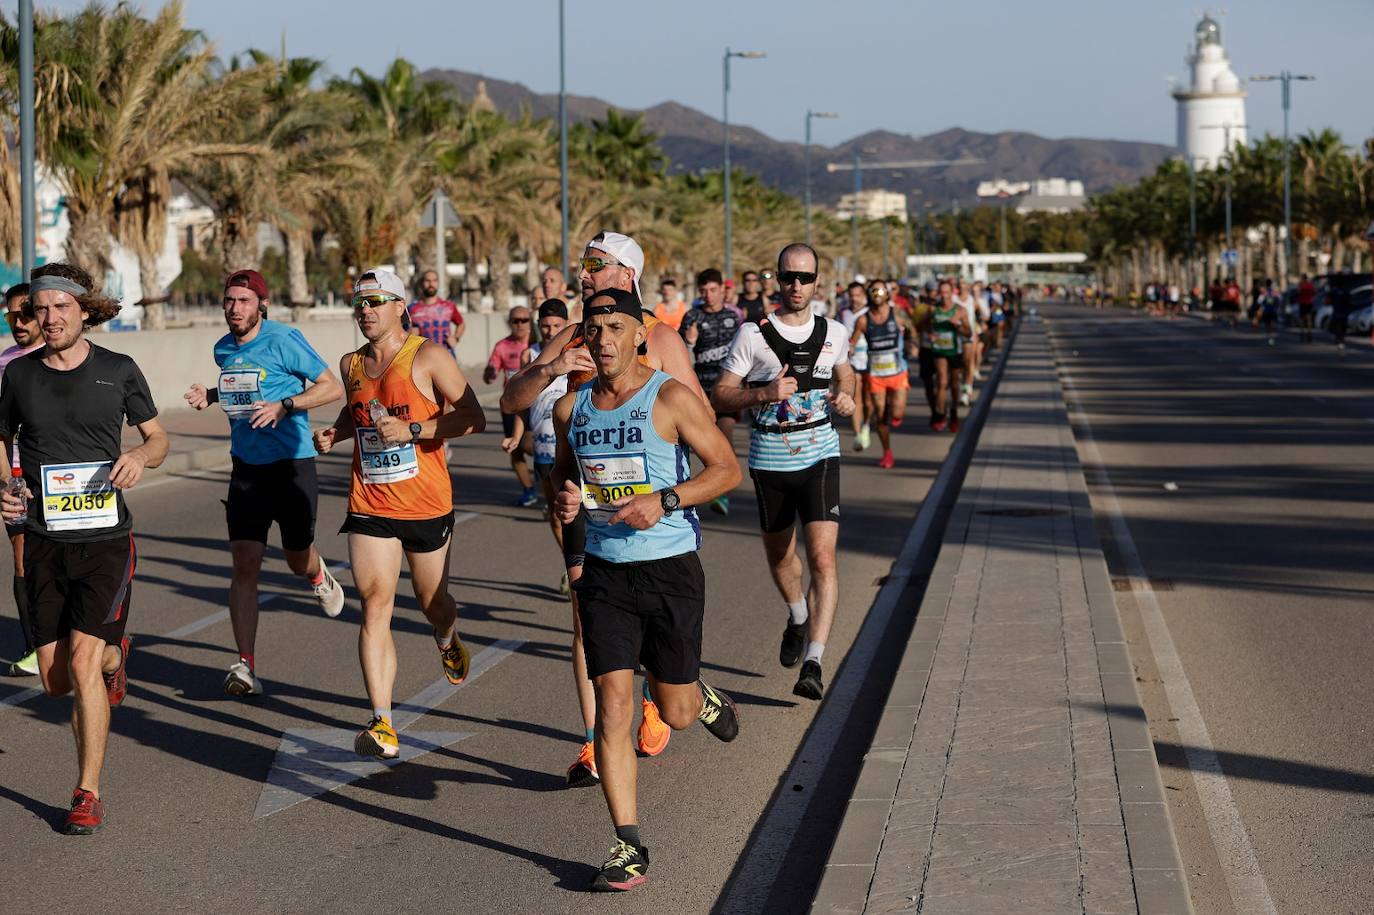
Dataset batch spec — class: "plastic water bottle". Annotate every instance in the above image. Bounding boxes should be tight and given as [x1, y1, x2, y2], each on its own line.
[368, 398, 388, 427]
[7, 441, 25, 514]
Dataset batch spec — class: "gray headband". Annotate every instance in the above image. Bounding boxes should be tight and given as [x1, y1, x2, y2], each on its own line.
[29, 275, 88, 297]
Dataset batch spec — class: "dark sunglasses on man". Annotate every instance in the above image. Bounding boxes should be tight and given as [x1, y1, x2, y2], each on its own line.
[778, 270, 817, 286]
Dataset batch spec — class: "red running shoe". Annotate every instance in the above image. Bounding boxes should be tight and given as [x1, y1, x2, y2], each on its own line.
[64, 788, 104, 835]
[949, 417, 961, 433]
[890, 416, 903, 429]
[877, 450, 896, 469]
[931, 417, 948, 432]
[104, 636, 130, 707]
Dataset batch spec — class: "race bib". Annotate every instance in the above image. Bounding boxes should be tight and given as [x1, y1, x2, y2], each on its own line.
[356, 428, 418, 484]
[218, 369, 262, 419]
[934, 329, 956, 351]
[870, 351, 900, 375]
[579, 453, 651, 520]
[41, 461, 118, 532]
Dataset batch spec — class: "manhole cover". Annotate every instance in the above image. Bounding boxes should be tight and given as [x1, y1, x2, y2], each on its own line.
[976, 507, 1065, 517]
[1112, 578, 1175, 592]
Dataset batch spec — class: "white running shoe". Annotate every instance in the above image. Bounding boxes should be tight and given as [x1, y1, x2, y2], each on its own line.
[959, 391, 971, 407]
[312, 565, 345, 618]
[224, 660, 263, 697]
[855, 425, 871, 451]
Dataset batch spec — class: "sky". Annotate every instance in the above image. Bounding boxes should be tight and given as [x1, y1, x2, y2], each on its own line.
[26, 0, 1374, 150]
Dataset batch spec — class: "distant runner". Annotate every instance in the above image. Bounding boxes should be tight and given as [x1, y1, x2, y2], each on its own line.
[407, 269, 465, 353]
[1, 282, 41, 676]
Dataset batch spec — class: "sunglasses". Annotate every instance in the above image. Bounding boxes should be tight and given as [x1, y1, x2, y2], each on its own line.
[5, 311, 33, 326]
[510, 317, 531, 324]
[778, 271, 817, 286]
[352, 293, 402, 310]
[760, 271, 775, 280]
[579, 256, 622, 274]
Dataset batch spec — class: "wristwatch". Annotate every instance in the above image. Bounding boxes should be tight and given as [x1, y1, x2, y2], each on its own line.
[660, 488, 681, 514]
[281, 397, 295, 413]
[408, 421, 423, 442]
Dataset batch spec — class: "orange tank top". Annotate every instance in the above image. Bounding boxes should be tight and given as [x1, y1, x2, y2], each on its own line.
[346, 333, 452, 520]
[565, 313, 660, 388]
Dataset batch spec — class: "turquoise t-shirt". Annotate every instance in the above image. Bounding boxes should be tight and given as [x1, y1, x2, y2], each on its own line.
[213, 320, 328, 465]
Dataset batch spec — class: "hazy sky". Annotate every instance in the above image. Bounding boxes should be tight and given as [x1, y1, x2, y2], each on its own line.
[28, 0, 1374, 149]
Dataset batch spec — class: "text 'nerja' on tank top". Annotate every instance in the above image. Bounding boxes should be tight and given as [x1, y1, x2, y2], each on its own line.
[569, 370, 700, 563]
[346, 333, 452, 520]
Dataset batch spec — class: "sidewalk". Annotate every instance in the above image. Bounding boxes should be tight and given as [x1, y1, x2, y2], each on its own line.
[812, 321, 1191, 913]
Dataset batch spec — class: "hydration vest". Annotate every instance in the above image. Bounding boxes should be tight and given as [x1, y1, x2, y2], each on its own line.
[749, 316, 831, 434]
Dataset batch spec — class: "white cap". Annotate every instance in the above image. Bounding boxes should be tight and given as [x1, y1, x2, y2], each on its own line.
[354, 267, 406, 301]
[587, 231, 644, 304]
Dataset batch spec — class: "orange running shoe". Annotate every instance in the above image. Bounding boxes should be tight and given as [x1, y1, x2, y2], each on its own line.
[567, 740, 599, 788]
[636, 697, 671, 757]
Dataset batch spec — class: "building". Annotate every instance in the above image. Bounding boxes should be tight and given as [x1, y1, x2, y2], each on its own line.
[976, 178, 1086, 215]
[1171, 14, 1247, 168]
[835, 189, 908, 223]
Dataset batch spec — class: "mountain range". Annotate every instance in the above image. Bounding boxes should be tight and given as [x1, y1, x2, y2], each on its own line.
[423, 68, 1177, 210]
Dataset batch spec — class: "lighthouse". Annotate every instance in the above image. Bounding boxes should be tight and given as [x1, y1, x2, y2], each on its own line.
[1171, 14, 1247, 168]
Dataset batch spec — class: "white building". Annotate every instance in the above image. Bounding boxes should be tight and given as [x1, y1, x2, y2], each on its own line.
[835, 189, 908, 223]
[1171, 14, 1247, 168]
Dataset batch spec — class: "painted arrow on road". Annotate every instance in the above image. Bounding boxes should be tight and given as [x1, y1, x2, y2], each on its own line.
[254, 638, 524, 819]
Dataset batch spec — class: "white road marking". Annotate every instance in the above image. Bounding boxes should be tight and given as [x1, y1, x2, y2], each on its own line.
[254, 638, 523, 818]
[1062, 372, 1277, 915]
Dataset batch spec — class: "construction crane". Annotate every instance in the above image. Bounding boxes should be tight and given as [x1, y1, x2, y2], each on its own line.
[826, 152, 983, 277]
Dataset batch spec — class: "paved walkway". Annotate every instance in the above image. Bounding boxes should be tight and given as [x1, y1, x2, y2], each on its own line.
[812, 320, 1191, 913]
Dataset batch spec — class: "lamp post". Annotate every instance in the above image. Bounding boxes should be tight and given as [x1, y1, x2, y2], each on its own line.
[558, 0, 569, 282]
[803, 109, 838, 247]
[1252, 71, 1315, 285]
[723, 47, 765, 280]
[1203, 122, 1246, 252]
[19, 0, 35, 276]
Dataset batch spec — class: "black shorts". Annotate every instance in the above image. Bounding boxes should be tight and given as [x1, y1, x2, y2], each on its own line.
[917, 348, 937, 381]
[26, 531, 134, 648]
[340, 512, 453, 553]
[575, 552, 704, 683]
[750, 456, 841, 534]
[1331, 316, 1349, 336]
[225, 457, 318, 552]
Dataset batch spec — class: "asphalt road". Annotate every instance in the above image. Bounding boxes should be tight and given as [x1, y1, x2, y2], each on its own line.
[1045, 303, 1374, 915]
[0, 368, 978, 913]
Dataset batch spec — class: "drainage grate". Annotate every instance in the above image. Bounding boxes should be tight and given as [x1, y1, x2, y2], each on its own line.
[976, 507, 1066, 518]
[1112, 577, 1175, 592]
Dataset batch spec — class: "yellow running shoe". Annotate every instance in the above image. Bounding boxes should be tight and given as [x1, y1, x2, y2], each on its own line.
[636, 697, 671, 757]
[354, 715, 399, 759]
[435, 630, 470, 685]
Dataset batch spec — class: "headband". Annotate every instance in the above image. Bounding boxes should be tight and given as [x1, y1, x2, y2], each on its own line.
[29, 275, 88, 297]
[584, 288, 643, 322]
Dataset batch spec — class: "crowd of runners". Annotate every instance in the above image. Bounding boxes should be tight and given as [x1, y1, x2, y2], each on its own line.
[0, 234, 1016, 891]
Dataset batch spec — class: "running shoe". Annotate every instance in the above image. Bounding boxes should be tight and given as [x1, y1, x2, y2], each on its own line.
[709, 496, 730, 517]
[959, 390, 971, 407]
[697, 681, 739, 742]
[9, 650, 37, 677]
[516, 487, 540, 508]
[312, 565, 345, 618]
[559, 571, 571, 599]
[223, 659, 263, 698]
[567, 740, 599, 788]
[636, 697, 671, 757]
[354, 715, 399, 759]
[794, 660, 825, 700]
[931, 416, 947, 433]
[103, 636, 130, 707]
[877, 450, 895, 469]
[855, 425, 871, 451]
[64, 788, 104, 836]
[890, 416, 903, 429]
[779, 621, 806, 668]
[435, 629, 470, 685]
[590, 839, 649, 892]
[949, 417, 961, 433]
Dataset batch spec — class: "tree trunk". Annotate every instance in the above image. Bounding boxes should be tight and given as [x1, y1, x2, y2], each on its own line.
[64, 210, 109, 282]
[284, 231, 311, 322]
[488, 242, 511, 314]
[392, 238, 413, 289]
[138, 247, 166, 331]
[221, 218, 258, 272]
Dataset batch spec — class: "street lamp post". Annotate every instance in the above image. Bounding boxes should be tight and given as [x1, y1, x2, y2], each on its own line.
[558, 0, 569, 282]
[1203, 122, 1246, 253]
[850, 147, 862, 276]
[723, 47, 765, 280]
[803, 109, 838, 247]
[1252, 71, 1315, 285]
[19, 0, 35, 276]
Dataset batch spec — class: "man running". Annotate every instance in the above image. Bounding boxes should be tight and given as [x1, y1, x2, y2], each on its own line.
[183, 269, 346, 697]
[501, 230, 704, 786]
[551, 287, 741, 892]
[522, 299, 577, 596]
[713, 243, 856, 699]
[407, 269, 465, 353]
[0, 262, 168, 835]
[652, 278, 687, 330]
[1296, 273, 1316, 343]
[679, 268, 742, 516]
[485, 305, 536, 506]
[736, 269, 770, 325]
[1, 282, 42, 676]
[849, 279, 914, 469]
[312, 267, 486, 760]
[924, 279, 972, 431]
[838, 282, 870, 451]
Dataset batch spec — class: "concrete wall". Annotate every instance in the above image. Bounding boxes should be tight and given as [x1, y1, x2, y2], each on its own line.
[88, 313, 516, 413]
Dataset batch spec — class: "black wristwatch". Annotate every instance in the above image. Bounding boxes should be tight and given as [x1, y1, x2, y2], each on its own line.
[409, 421, 423, 443]
[281, 397, 295, 413]
[660, 488, 681, 514]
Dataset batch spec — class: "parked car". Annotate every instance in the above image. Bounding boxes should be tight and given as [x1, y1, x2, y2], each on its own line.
[1315, 282, 1372, 330]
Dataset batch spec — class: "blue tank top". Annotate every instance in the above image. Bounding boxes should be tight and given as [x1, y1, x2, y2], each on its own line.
[863, 309, 904, 377]
[569, 370, 700, 562]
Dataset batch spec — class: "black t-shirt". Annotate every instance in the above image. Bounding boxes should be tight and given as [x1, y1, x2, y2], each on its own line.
[680, 306, 742, 392]
[0, 342, 158, 542]
[738, 294, 767, 325]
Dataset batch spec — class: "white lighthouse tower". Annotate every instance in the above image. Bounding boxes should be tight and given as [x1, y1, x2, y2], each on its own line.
[1172, 14, 1247, 168]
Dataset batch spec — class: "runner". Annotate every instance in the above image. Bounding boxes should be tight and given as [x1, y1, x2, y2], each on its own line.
[1258, 279, 1280, 345]
[0, 262, 168, 835]
[849, 279, 914, 469]
[311, 267, 486, 761]
[538, 265, 580, 320]
[501, 230, 704, 786]
[652, 277, 687, 330]
[924, 279, 972, 432]
[484, 306, 536, 506]
[407, 269, 465, 353]
[736, 269, 770, 324]
[550, 287, 742, 892]
[713, 243, 856, 699]
[1, 282, 41, 676]
[1328, 275, 1353, 358]
[680, 269, 743, 516]
[522, 299, 577, 598]
[908, 287, 941, 427]
[183, 269, 346, 697]
[1296, 273, 1316, 343]
[838, 282, 871, 451]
